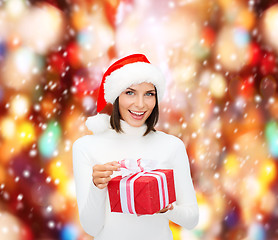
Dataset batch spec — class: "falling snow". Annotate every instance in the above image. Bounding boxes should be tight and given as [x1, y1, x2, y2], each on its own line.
[0, 0, 277, 239]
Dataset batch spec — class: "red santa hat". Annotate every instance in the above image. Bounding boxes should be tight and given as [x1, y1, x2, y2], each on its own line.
[97, 54, 166, 112]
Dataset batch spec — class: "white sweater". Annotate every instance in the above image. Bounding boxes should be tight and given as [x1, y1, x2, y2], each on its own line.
[72, 114, 199, 240]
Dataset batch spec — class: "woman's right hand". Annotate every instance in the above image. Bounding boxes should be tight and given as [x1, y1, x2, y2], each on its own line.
[92, 161, 120, 189]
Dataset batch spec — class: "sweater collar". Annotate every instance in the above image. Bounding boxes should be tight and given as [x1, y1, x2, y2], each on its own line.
[120, 119, 147, 137]
[85, 113, 148, 136]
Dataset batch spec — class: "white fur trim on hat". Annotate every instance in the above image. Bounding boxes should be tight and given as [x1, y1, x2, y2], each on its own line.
[103, 62, 165, 104]
[85, 114, 110, 134]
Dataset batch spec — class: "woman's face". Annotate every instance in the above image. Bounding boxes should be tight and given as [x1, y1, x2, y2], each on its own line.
[118, 82, 156, 127]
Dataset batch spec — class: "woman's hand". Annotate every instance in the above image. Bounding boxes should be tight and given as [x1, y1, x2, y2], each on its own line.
[92, 161, 120, 189]
[156, 204, 174, 214]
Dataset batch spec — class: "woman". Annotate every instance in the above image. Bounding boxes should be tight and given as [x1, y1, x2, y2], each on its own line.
[72, 54, 199, 240]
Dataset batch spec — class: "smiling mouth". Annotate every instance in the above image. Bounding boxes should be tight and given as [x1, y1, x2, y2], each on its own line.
[128, 110, 146, 119]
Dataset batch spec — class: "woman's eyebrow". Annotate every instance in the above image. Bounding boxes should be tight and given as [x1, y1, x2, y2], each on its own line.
[126, 87, 155, 92]
[126, 87, 136, 91]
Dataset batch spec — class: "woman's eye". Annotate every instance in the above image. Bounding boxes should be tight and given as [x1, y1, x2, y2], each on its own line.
[146, 92, 155, 96]
[126, 91, 134, 95]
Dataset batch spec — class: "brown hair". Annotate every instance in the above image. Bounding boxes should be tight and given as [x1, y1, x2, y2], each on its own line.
[110, 89, 159, 136]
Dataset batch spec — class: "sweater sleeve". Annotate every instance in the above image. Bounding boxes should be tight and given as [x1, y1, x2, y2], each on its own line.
[72, 140, 107, 237]
[163, 139, 199, 229]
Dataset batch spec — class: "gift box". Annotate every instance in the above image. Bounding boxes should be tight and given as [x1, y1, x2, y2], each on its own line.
[108, 169, 176, 215]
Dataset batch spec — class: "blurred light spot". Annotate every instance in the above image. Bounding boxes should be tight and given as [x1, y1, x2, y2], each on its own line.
[10, 94, 30, 118]
[209, 73, 227, 98]
[5, 0, 26, 19]
[248, 223, 266, 240]
[17, 121, 36, 146]
[1, 117, 16, 139]
[48, 221, 55, 229]
[60, 223, 79, 240]
[38, 121, 61, 159]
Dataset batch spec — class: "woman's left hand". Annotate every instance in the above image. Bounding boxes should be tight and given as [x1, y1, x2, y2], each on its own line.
[156, 204, 173, 214]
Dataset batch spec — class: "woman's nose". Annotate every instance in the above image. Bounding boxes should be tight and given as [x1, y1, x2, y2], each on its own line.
[134, 95, 144, 108]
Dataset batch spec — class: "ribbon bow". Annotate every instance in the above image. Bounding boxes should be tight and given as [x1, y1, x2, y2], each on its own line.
[118, 158, 158, 177]
[117, 158, 169, 215]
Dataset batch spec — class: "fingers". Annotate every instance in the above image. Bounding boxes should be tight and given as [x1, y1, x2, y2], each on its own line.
[93, 176, 111, 188]
[109, 161, 121, 166]
[157, 208, 168, 214]
[93, 170, 113, 178]
[156, 204, 174, 214]
[94, 162, 120, 172]
[92, 161, 121, 189]
[107, 161, 121, 171]
[97, 183, 109, 189]
[167, 204, 173, 210]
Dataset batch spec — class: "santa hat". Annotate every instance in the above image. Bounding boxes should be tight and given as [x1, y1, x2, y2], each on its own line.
[96, 54, 166, 113]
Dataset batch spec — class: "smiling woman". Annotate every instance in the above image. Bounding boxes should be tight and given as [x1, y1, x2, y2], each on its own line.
[72, 54, 199, 240]
[112, 82, 158, 131]
[119, 83, 156, 125]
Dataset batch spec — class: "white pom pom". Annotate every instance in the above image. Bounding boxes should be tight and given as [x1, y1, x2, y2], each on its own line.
[85, 114, 110, 134]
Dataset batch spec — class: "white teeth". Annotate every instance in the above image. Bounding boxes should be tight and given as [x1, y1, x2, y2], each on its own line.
[130, 110, 144, 116]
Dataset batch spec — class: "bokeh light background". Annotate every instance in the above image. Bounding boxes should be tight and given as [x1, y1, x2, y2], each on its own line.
[0, 0, 278, 239]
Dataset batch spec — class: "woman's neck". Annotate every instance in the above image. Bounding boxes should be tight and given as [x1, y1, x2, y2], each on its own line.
[119, 119, 147, 136]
